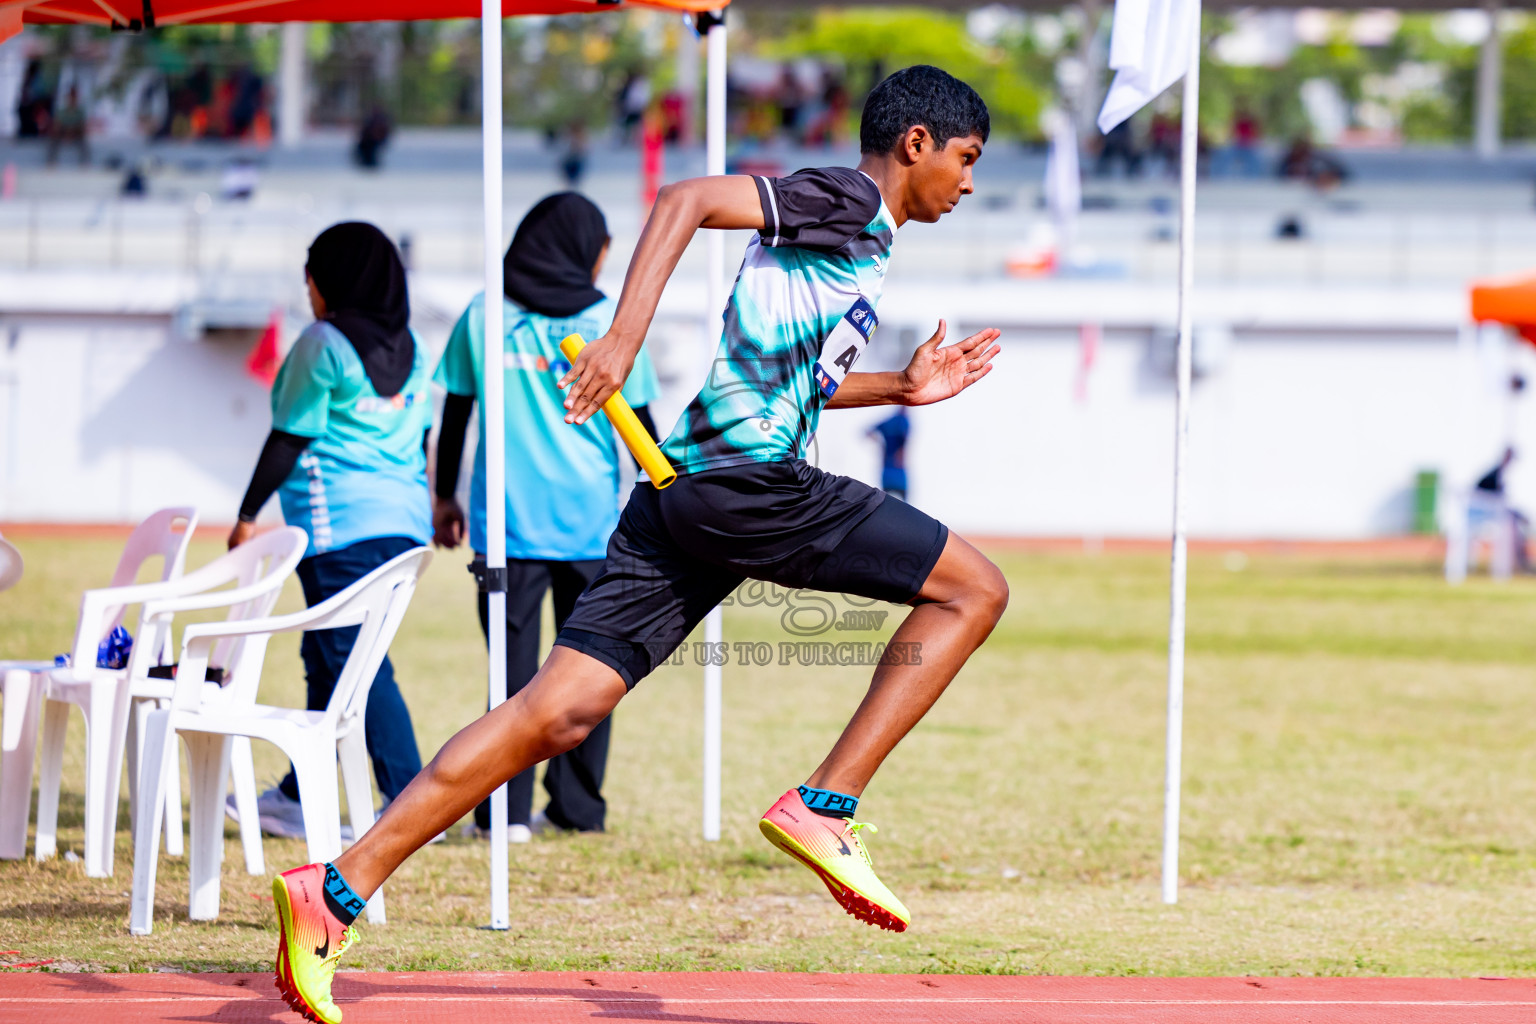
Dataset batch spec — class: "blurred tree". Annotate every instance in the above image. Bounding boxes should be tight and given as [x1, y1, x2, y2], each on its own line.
[760, 10, 1049, 143]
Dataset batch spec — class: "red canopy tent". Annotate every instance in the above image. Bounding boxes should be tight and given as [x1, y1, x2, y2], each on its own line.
[4, 0, 717, 37]
[1471, 273, 1536, 345]
[7, 0, 728, 932]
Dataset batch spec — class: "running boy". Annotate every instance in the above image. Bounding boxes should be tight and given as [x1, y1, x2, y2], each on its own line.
[271, 65, 1006, 1024]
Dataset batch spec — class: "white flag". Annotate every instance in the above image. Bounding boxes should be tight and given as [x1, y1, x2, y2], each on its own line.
[1097, 0, 1200, 135]
[1043, 110, 1080, 229]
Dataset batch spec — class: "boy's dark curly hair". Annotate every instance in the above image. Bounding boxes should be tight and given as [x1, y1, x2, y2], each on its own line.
[859, 65, 990, 156]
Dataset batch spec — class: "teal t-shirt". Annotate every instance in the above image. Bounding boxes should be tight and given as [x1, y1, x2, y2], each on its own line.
[661, 167, 894, 474]
[271, 321, 433, 557]
[434, 293, 661, 560]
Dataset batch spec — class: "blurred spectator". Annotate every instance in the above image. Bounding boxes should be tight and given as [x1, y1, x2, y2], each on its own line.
[228, 65, 265, 139]
[1475, 447, 1531, 572]
[1096, 119, 1142, 178]
[868, 408, 910, 503]
[659, 90, 686, 143]
[1215, 102, 1263, 178]
[641, 105, 664, 211]
[774, 66, 804, 141]
[560, 121, 588, 187]
[17, 59, 50, 138]
[355, 107, 393, 169]
[616, 72, 649, 143]
[45, 87, 88, 167]
[1149, 112, 1180, 176]
[806, 72, 850, 147]
[1279, 136, 1349, 189]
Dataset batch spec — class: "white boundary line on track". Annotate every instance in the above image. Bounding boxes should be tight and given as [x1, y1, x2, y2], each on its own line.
[5, 996, 1536, 1007]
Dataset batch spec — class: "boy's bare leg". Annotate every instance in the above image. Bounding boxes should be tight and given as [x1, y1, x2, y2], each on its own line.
[334, 647, 628, 897]
[804, 532, 1008, 797]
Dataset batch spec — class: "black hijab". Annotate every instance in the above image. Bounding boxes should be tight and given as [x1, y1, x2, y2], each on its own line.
[503, 192, 610, 318]
[306, 222, 414, 397]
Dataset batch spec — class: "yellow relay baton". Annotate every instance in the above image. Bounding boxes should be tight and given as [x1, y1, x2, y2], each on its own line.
[560, 334, 677, 490]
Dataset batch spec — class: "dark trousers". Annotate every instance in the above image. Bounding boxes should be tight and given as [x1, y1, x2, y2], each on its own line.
[279, 536, 424, 804]
[474, 557, 609, 831]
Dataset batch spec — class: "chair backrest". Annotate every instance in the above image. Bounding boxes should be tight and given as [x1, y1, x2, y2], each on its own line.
[109, 507, 199, 589]
[209, 527, 308, 676]
[303, 548, 432, 731]
[131, 526, 308, 681]
[0, 533, 22, 593]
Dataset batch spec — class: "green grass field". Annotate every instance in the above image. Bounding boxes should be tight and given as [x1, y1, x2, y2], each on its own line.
[3, 534, 1536, 976]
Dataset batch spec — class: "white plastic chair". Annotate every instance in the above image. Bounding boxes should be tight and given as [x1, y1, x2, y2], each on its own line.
[1444, 487, 1518, 584]
[130, 546, 432, 935]
[0, 507, 198, 870]
[38, 526, 308, 880]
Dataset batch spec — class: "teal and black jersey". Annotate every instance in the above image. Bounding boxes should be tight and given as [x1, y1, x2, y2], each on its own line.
[660, 167, 895, 475]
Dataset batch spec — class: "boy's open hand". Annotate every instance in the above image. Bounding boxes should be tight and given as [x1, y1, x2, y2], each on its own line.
[558, 333, 635, 425]
[899, 320, 1001, 406]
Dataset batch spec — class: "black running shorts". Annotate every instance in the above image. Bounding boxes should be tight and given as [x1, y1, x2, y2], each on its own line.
[555, 459, 949, 687]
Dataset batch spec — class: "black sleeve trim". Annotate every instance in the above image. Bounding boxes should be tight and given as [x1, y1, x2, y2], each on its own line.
[435, 392, 475, 500]
[752, 167, 882, 253]
[239, 429, 312, 521]
[752, 175, 782, 246]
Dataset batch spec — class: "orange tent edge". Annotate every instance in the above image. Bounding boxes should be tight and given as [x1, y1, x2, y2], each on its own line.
[7, 0, 723, 39]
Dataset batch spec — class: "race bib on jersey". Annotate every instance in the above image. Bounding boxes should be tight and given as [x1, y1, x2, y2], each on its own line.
[813, 297, 878, 399]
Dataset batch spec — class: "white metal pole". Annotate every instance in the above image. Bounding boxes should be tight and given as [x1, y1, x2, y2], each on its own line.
[481, 0, 510, 929]
[277, 23, 306, 149]
[701, 13, 727, 843]
[1476, 0, 1502, 160]
[1162, 4, 1201, 907]
[675, 14, 700, 148]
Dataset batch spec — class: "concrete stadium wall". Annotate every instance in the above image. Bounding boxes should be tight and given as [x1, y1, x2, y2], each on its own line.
[1, 270, 1528, 539]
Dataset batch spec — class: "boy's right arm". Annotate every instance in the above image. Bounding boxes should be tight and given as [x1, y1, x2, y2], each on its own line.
[558, 175, 765, 426]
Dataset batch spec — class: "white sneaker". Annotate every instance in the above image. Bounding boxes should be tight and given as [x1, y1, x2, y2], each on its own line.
[459, 822, 532, 843]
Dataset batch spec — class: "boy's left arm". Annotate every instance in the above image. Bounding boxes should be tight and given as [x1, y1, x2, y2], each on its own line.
[827, 320, 1000, 409]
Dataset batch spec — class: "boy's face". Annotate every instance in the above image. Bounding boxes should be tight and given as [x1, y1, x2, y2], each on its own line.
[905, 129, 984, 223]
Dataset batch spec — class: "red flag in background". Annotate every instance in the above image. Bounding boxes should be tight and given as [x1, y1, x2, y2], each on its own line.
[1074, 321, 1101, 403]
[245, 307, 283, 386]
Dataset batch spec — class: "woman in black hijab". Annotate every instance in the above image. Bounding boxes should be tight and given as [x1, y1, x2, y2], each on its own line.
[228, 221, 431, 840]
[432, 193, 663, 841]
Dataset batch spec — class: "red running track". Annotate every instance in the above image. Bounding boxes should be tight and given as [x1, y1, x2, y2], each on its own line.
[1, 971, 1534, 1023]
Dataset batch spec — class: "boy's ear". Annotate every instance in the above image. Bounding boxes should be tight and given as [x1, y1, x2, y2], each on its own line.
[899, 124, 931, 164]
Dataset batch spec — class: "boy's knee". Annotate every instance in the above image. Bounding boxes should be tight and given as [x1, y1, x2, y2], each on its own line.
[970, 561, 1009, 623]
[539, 707, 597, 756]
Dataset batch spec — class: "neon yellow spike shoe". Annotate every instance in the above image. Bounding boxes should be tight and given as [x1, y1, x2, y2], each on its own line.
[759, 788, 910, 932]
[272, 863, 360, 1024]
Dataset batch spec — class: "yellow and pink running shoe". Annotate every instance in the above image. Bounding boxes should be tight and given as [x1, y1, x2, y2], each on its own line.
[272, 863, 359, 1024]
[758, 788, 910, 932]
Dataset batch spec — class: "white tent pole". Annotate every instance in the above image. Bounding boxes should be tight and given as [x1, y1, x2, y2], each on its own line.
[277, 23, 307, 149]
[1475, 0, 1502, 160]
[1162, 1, 1201, 907]
[481, 0, 510, 930]
[701, 11, 726, 844]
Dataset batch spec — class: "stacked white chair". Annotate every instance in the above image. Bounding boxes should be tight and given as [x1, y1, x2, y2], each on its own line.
[37, 526, 308, 879]
[130, 546, 432, 935]
[121, 525, 308, 877]
[0, 507, 198, 871]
